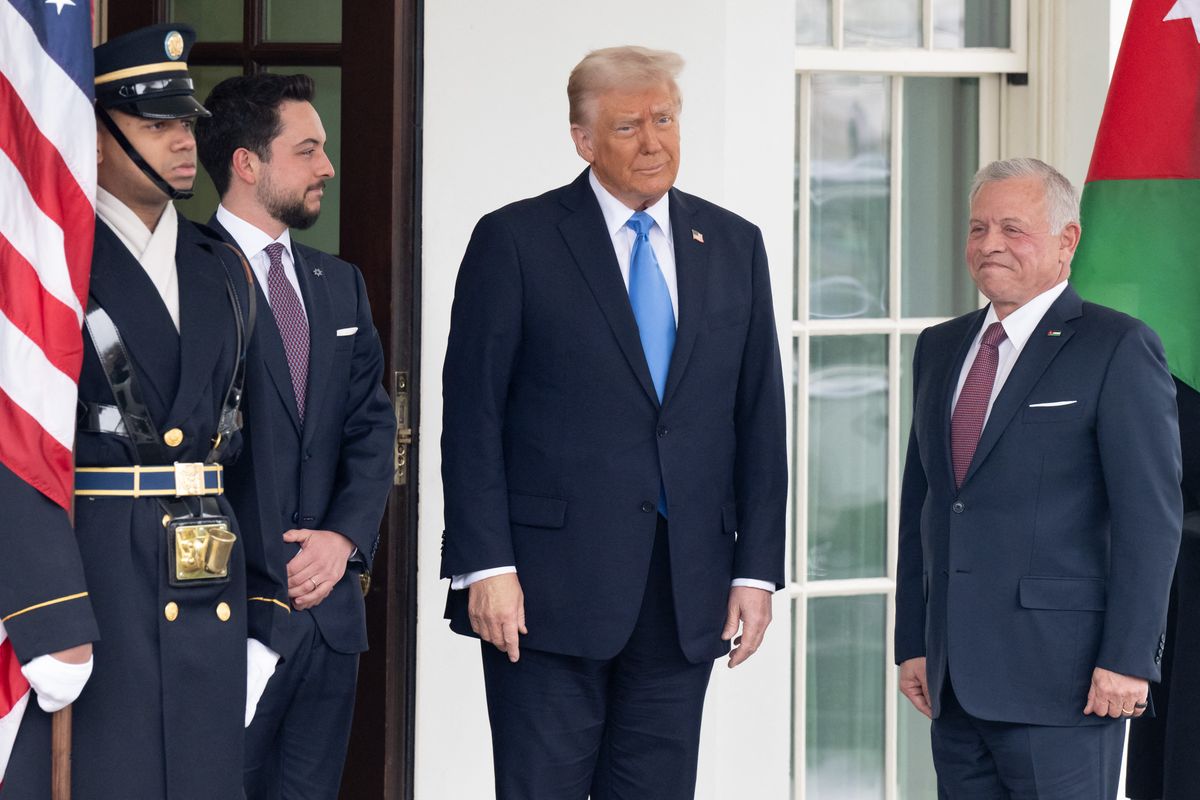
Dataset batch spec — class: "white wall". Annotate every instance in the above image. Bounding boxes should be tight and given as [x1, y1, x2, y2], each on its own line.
[417, 2, 797, 798]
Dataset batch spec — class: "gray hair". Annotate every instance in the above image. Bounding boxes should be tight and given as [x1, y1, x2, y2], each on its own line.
[568, 46, 684, 126]
[969, 158, 1080, 234]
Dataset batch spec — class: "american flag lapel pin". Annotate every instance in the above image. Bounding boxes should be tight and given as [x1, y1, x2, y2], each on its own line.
[1047, 329, 1062, 336]
[691, 229, 704, 244]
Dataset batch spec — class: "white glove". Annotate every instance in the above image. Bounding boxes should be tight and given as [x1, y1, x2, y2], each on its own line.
[21, 653, 94, 713]
[245, 638, 280, 727]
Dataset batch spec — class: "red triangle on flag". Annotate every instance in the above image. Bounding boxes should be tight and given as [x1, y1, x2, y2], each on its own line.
[1087, 0, 1200, 182]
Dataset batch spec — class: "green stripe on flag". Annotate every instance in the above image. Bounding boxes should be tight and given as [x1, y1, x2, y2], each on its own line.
[1072, 178, 1200, 391]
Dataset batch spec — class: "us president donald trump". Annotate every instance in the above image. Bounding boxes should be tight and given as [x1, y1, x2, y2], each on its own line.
[440, 46, 787, 799]
[895, 157, 1181, 798]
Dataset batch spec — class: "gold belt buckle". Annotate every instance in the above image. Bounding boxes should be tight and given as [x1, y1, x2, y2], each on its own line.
[174, 462, 206, 496]
[173, 519, 237, 582]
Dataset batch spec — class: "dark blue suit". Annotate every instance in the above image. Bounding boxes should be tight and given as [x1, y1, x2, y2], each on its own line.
[210, 218, 395, 799]
[896, 285, 1182, 794]
[441, 170, 787, 797]
[3, 219, 259, 800]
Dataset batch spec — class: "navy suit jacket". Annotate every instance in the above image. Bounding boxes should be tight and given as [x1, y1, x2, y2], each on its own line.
[441, 170, 788, 664]
[211, 218, 395, 655]
[895, 285, 1182, 726]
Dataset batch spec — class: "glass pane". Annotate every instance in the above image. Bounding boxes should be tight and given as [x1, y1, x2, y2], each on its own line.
[807, 335, 887, 580]
[810, 74, 891, 320]
[901, 77, 980, 318]
[176, 65, 244, 226]
[934, 0, 1012, 48]
[797, 0, 832, 46]
[805, 595, 886, 800]
[845, 0, 922, 47]
[898, 696, 938, 799]
[169, 0, 242, 42]
[265, 0, 342, 42]
[266, 67, 342, 254]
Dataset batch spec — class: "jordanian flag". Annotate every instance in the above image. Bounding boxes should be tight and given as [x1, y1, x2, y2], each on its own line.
[1072, 0, 1200, 389]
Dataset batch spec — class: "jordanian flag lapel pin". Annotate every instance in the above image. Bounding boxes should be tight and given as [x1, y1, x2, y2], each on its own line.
[1070, 0, 1200, 390]
[1047, 330, 1062, 337]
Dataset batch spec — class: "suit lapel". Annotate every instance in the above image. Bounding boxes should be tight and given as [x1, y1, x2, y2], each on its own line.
[557, 171, 660, 407]
[163, 220, 228, 429]
[88, 221, 179, 419]
[209, 215, 302, 435]
[294, 245, 333, 446]
[661, 189, 709, 406]
[961, 287, 1082, 487]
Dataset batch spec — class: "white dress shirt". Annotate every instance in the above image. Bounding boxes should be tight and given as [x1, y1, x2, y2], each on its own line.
[951, 280, 1071, 423]
[453, 172, 775, 594]
[96, 187, 181, 330]
[588, 169, 679, 323]
[215, 204, 309, 320]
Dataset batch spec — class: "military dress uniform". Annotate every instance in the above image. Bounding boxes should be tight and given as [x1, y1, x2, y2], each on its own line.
[0, 25, 288, 800]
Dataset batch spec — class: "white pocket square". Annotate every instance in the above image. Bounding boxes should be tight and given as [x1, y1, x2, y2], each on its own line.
[336, 327, 358, 337]
[1028, 400, 1077, 408]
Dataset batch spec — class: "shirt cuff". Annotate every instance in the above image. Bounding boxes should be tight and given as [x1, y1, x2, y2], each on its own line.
[451, 566, 517, 591]
[731, 578, 776, 593]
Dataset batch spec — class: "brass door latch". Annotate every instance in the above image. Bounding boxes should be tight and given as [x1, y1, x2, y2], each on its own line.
[394, 371, 412, 486]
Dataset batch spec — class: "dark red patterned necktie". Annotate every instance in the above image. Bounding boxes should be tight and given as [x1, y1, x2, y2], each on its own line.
[951, 321, 1007, 488]
[265, 243, 309, 421]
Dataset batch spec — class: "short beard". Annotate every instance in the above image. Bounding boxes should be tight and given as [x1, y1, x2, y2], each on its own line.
[257, 175, 323, 230]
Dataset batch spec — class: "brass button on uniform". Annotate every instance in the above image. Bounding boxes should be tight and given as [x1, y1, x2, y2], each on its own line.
[163, 428, 184, 447]
[216, 601, 231, 622]
[164, 602, 179, 622]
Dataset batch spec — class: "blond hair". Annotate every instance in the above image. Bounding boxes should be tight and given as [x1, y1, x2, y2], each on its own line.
[568, 46, 684, 126]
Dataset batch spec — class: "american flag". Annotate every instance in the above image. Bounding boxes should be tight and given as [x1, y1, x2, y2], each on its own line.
[0, 0, 96, 782]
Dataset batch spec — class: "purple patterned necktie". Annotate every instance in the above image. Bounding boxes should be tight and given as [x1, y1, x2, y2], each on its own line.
[264, 242, 309, 421]
[951, 321, 1007, 488]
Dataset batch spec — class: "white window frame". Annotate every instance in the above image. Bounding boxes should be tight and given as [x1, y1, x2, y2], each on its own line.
[791, 3, 1026, 797]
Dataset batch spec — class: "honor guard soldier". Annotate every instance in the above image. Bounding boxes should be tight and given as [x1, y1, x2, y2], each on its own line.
[0, 24, 287, 800]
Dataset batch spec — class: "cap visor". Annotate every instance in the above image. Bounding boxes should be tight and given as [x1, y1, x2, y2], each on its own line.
[121, 94, 211, 119]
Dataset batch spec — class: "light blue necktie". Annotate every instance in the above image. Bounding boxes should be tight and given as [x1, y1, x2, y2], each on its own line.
[626, 211, 676, 402]
[626, 211, 675, 516]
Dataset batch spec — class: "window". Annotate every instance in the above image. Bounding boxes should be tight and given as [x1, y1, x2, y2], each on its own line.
[791, 2, 1024, 797]
[167, 0, 344, 254]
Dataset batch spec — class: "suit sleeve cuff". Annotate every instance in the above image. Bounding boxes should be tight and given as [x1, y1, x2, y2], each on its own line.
[451, 566, 517, 591]
[731, 578, 777, 593]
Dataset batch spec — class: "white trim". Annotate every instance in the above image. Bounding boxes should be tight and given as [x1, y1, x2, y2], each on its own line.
[789, 577, 894, 598]
[888, 75, 903, 324]
[795, 318, 957, 336]
[831, 0, 845, 50]
[796, 48, 1026, 74]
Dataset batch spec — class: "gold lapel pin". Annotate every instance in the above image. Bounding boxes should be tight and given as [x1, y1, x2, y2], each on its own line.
[691, 229, 704, 243]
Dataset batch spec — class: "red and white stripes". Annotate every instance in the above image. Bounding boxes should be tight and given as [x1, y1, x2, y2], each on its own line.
[0, 0, 95, 510]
